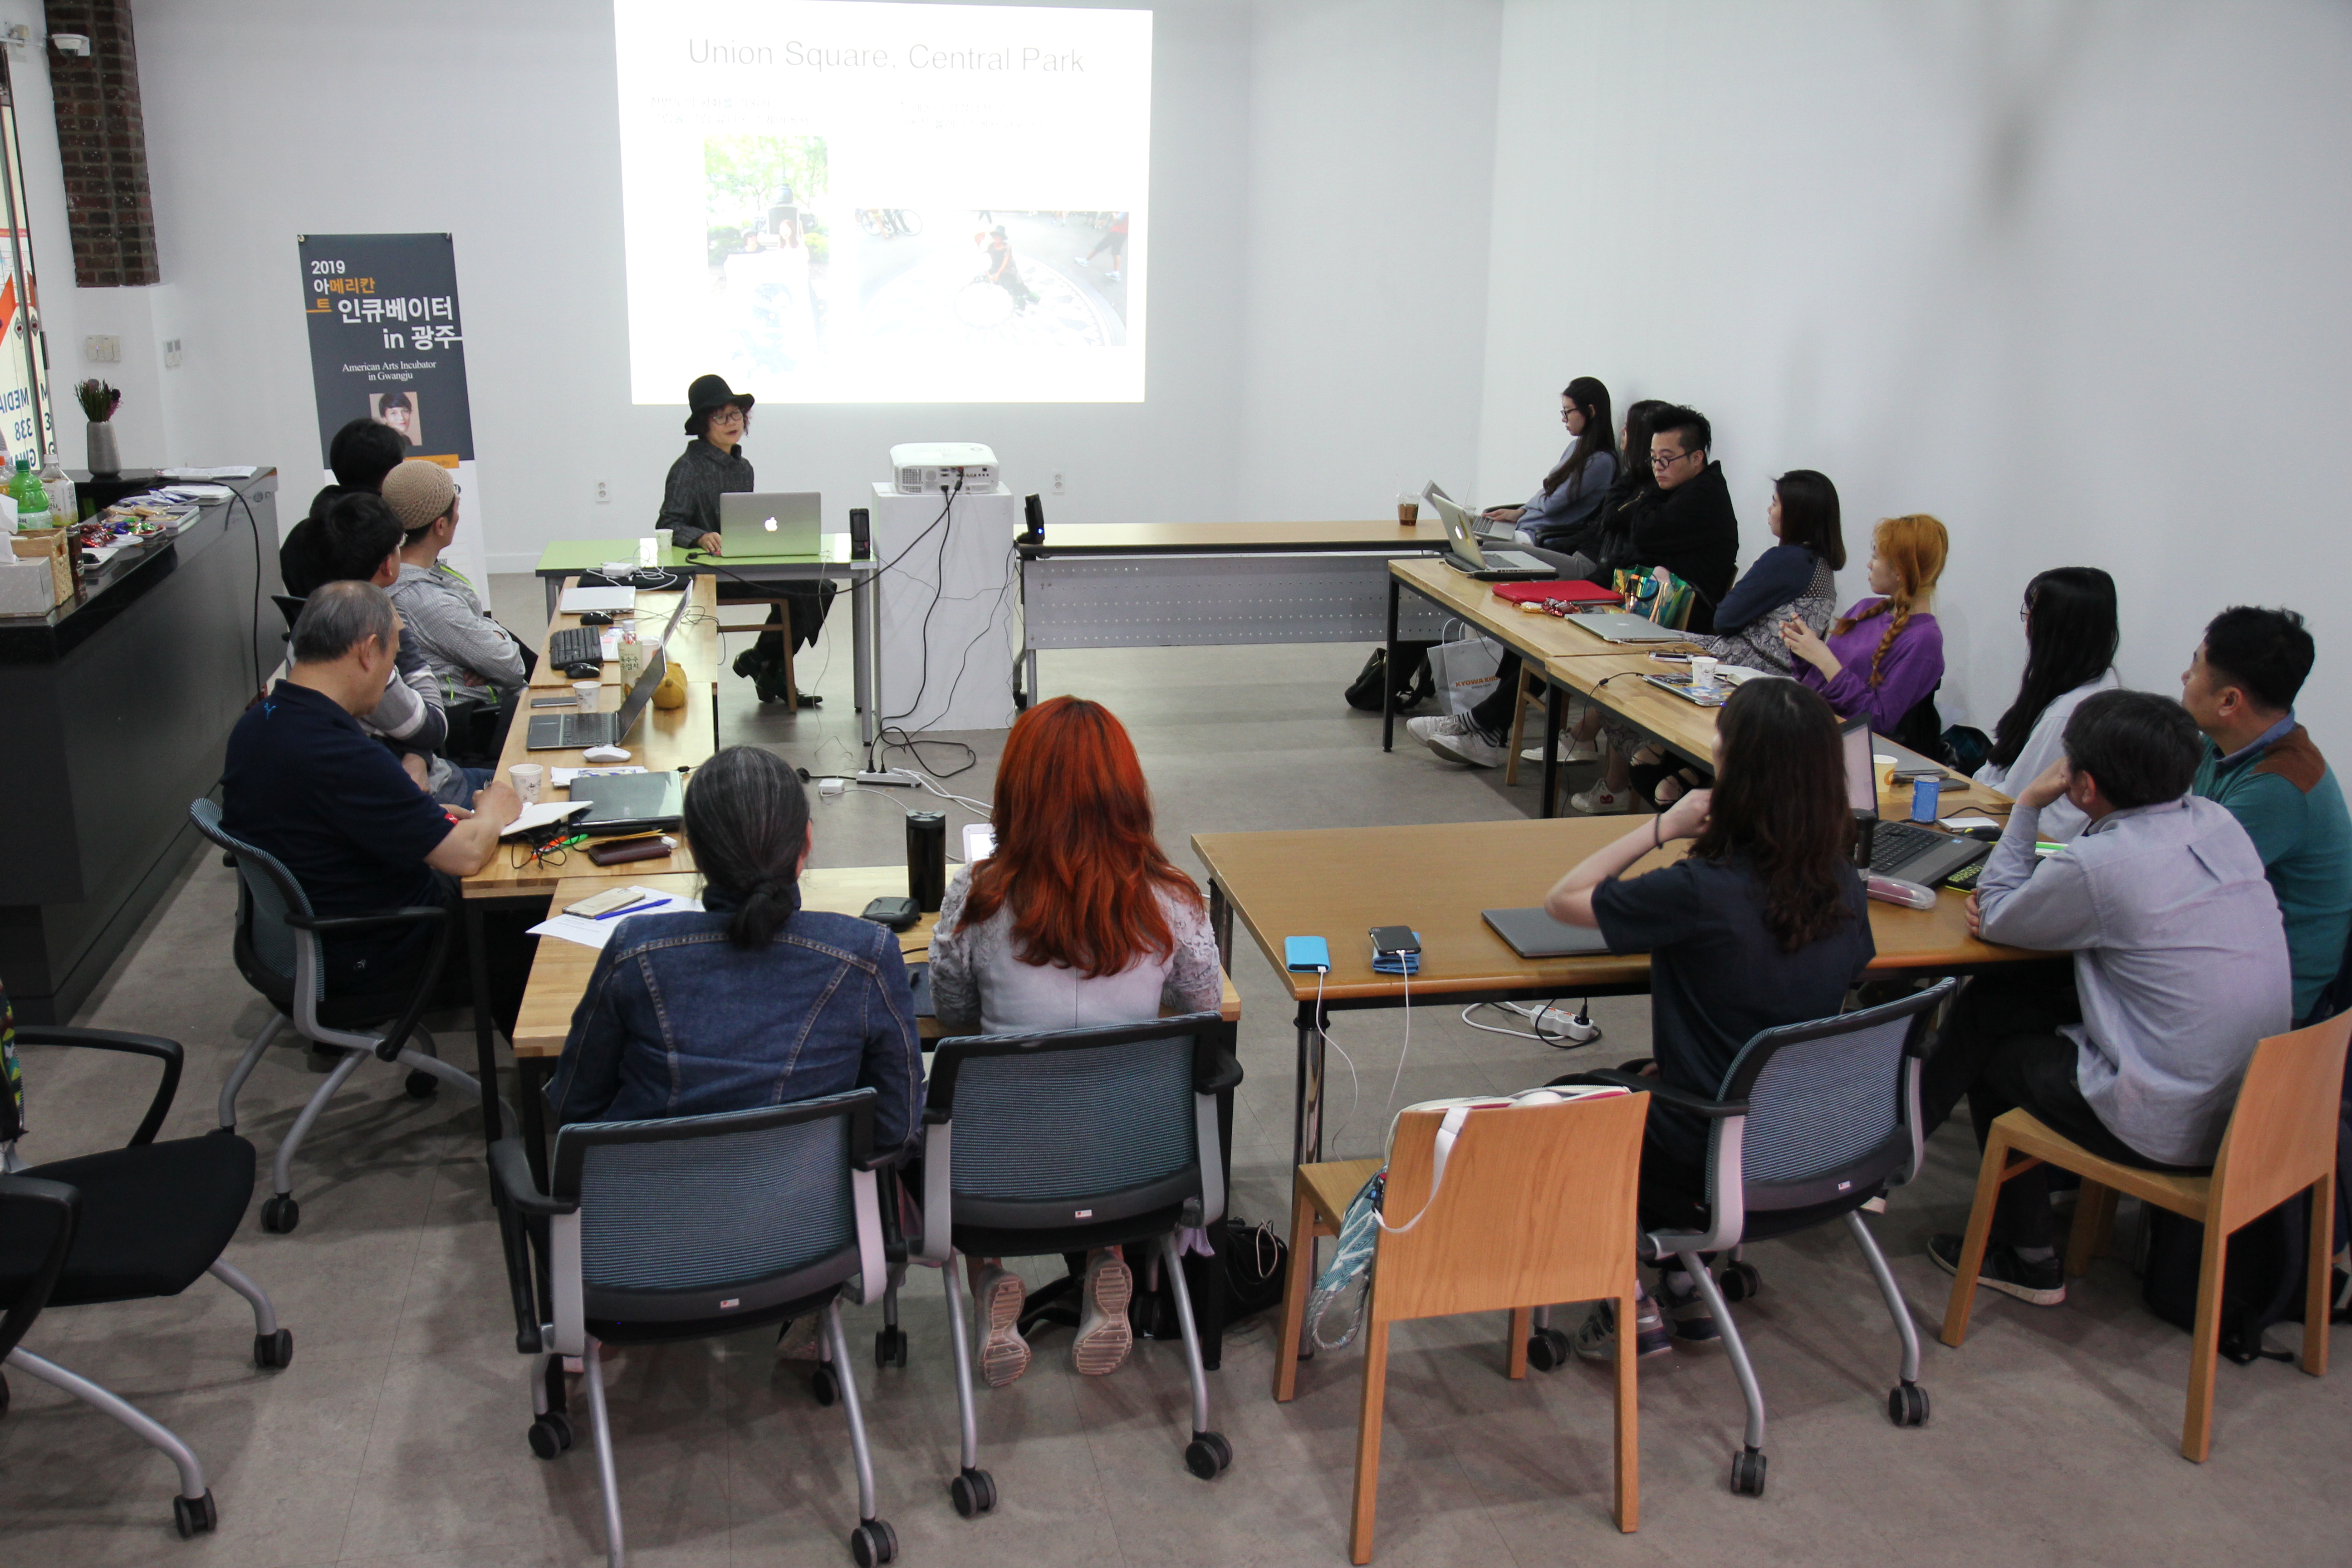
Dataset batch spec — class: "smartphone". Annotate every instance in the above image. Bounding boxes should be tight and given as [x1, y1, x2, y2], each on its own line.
[566, 886, 653, 918]
[1284, 935, 1332, 972]
[1647, 652, 1692, 664]
[529, 695, 575, 708]
[1890, 768, 1950, 784]
[962, 823, 996, 863]
[1368, 925, 1421, 959]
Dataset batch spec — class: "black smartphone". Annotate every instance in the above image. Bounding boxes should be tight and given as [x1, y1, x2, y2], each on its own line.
[1368, 924, 1421, 959]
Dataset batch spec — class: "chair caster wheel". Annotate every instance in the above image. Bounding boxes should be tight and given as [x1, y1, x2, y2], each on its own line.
[260, 1194, 299, 1234]
[527, 1413, 575, 1459]
[874, 1326, 908, 1368]
[950, 1466, 997, 1517]
[254, 1328, 294, 1369]
[1184, 1430, 1232, 1479]
[1720, 1261, 1762, 1303]
[1888, 1381, 1929, 1427]
[1729, 1447, 1767, 1497]
[1526, 1327, 1571, 1372]
[173, 1489, 218, 1537]
[404, 1069, 440, 1098]
[810, 1364, 839, 1407]
[849, 1518, 897, 1565]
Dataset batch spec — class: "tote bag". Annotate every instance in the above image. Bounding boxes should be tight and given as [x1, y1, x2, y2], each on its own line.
[1426, 624, 1504, 716]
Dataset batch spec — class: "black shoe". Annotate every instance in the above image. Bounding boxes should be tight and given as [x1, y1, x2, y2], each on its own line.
[1928, 1232, 2065, 1306]
[732, 648, 779, 702]
[795, 693, 822, 709]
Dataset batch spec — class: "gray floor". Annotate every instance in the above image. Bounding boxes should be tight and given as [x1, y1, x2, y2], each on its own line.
[5, 579, 2346, 1566]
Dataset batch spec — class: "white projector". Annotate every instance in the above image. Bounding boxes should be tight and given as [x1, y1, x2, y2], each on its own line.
[890, 442, 999, 495]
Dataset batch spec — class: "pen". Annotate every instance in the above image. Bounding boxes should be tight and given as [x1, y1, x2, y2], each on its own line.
[591, 897, 670, 921]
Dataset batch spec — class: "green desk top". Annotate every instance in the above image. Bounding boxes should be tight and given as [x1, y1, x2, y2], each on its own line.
[534, 534, 855, 575]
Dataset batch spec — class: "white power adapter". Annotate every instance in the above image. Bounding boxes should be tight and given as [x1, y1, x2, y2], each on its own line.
[817, 777, 845, 799]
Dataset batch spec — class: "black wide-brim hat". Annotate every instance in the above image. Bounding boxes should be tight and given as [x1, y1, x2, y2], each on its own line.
[684, 373, 755, 431]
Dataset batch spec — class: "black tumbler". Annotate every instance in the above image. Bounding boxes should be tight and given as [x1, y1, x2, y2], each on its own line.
[906, 811, 947, 912]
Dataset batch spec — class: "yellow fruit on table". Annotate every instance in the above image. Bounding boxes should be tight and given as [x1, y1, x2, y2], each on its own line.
[652, 656, 688, 709]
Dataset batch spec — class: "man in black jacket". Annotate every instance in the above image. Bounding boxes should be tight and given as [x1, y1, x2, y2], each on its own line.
[1623, 406, 1737, 633]
[279, 419, 409, 597]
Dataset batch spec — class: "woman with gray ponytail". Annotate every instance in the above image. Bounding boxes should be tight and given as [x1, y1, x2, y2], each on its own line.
[547, 746, 922, 1151]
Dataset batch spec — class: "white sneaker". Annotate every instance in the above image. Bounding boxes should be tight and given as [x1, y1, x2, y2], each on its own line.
[1521, 736, 1604, 764]
[1072, 1250, 1134, 1376]
[973, 1266, 1031, 1387]
[1406, 712, 1506, 769]
[1568, 782, 1635, 814]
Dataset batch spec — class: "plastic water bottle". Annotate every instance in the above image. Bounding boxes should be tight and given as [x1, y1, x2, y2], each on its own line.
[12, 455, 49, 529]
[616, 627, 643, 685]
[39, 455, 74, 524]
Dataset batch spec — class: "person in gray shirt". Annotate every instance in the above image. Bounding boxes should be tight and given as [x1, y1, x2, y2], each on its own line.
[381, 459, 529, 719]
[1921, 689, 2291, 1307]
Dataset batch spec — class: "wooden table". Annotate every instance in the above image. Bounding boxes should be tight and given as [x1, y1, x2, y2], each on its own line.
[1542, 651, 2018, 818]
[1382, 558, 1697, 813]
[1193, 816, 2049, 1168]
[529, 575, 719, 688]
[1016, 519, 1465, 704]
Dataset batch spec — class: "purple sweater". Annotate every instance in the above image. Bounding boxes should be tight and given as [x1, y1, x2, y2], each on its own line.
[1796, 598, 1944, 734]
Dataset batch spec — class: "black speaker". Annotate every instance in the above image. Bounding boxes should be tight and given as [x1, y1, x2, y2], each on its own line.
[849, 505, 871, 559]
[906, 811, 947, 912]
[1020, 493, 1044, 544]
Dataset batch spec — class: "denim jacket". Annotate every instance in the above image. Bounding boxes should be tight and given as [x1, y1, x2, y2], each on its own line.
[547, 885, 923, 1151]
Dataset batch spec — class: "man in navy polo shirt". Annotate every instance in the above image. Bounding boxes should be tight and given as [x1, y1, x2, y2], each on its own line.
[223, 581, 520, 1002]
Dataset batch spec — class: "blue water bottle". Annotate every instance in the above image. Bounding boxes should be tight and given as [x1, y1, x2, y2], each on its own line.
[1911, 777, 1940, 823]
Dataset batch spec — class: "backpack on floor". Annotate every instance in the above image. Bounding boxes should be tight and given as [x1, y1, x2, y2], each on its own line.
[1344, 642, 1434, 713]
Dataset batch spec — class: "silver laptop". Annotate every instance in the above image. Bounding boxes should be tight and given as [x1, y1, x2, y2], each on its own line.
[524, 592, 691, 750]
[1422, 480, 1517, 541]
[1426, 491, 1554, 581]
[1482, 906, 1621, 959]
[1842, 716, 1991, 886]
[1561, 609, 1691, 644]
[719, 491, 822, 559]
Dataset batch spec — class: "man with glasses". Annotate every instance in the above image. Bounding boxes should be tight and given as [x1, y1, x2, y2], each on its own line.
[1622, 405, 1739, 633]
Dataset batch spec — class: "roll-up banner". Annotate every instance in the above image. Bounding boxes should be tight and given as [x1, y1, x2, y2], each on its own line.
[297, 233, 488, 588]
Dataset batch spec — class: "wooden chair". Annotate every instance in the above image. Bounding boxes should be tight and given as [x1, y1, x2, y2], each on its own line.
[1939, 1013, 2352, 1462]
[1271, 1092, 1648, 1563]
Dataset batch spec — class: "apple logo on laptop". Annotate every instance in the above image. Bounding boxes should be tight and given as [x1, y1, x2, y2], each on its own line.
[764, 516, 778, 531]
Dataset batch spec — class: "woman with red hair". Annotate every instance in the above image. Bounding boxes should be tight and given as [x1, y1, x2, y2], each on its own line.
[931, 696, 1221, 1387]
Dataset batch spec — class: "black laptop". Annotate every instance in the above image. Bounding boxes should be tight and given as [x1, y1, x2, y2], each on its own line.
[1482, 906, 1621, 959]
[568, 771, 686, 834]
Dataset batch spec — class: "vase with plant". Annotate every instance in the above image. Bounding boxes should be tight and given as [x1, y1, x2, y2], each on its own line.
[77, 379, 122, 475]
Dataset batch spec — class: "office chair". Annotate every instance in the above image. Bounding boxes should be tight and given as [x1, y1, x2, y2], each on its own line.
[1575, 978, 1956, 1498]
[270, 592, 305, 636]
[491, 1090, 898, 1568]
[907, 1013, 1242, 1517]
[189, 798, 494, 1234]
[0, 1008, 292, 1538]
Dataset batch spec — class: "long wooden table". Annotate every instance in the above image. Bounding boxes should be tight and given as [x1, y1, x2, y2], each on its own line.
[529, 574, 719, 688]
[1193, 816, 2050, 1168]
[1544, 651, 2019, 818]
[1382, 558, 1698, 811]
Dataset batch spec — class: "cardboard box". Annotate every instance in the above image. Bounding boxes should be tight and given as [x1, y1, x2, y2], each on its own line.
[0, 555, 53, 615]
[10, 526, 73, 606]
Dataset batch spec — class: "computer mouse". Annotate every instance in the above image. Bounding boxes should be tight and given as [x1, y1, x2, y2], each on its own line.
[580, 611, 613, 626]
[562, 661, 601, 678]
[581, 745, 630, 763]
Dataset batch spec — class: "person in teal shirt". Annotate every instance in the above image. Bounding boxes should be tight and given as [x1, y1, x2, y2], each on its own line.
[2180, 606, 2352, 1022]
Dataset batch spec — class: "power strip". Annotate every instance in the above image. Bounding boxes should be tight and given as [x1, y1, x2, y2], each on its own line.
[1508, 1002, 1602, 1043]
[855, 769, 921, 787]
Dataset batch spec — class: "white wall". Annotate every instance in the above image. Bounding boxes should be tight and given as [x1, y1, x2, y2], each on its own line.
[1478, 0, 2352, 745]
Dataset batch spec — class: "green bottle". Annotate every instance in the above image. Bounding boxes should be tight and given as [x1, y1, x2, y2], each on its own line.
[12, 454, 48, 529]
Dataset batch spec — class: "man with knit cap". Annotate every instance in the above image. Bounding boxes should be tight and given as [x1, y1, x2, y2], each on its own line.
[381, 459, 529, 720]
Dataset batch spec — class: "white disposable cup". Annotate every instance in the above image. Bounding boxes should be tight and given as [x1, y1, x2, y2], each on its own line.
[1690, 656, 1720, 692]
[508, 763, 544, 804]
[572, 680, 602, 710]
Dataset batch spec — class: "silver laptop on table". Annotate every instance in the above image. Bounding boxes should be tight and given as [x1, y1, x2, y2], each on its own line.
[719, 491, 822, 559]
[524, 592, 691, 750]
[1426, 490, 1554, 581]
[1565, 608, 1698, 645]
[1842, 717, 1991, 886]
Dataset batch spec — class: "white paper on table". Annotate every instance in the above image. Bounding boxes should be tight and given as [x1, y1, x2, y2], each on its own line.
[1939, 815, 2001, 832]
[550, 765, 649, 788]
[499, 800, 591, 838]
[529, 889, 704, 950]
[161, 465, 259, 479]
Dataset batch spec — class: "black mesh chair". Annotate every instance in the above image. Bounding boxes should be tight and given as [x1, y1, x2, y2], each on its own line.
[492, 1089, 897, 1568]
[911, 1013, 1243, 1517]
[1582, 978, 1956, 1499]
[0, 1009, 292, 1539]
[190, 798, 494, 1233]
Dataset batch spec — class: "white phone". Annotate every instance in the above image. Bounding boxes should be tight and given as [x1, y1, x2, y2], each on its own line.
[962, 823, 996, 863]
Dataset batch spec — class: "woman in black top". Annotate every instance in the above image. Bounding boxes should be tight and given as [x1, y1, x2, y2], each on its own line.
[1544, 677, 1874, 1357]
[657, 373, 834, 706]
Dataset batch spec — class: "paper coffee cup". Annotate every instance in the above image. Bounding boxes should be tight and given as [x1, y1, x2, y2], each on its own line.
[1690, 656, 1719, 692]
[573, 680, 602, 711]
[509, 763, 545, 804]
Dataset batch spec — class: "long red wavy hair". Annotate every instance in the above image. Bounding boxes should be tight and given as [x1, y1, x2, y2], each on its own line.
[956, 696, 1202, 978]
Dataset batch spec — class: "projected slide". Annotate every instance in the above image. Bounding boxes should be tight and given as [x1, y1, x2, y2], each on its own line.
[613, 0, 1151, 405]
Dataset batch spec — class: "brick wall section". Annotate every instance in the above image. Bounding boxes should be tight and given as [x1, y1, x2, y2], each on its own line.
[44, 0, 158, 287]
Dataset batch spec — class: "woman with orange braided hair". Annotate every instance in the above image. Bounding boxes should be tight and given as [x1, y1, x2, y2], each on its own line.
[1780, 513, 1950, 737]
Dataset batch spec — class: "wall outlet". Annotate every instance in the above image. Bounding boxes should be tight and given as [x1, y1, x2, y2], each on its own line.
[83, 335, 118, 363]
[1051, 471, 1066, 495]
[162, 337, 183, 368]
[595, 479, 611, 504]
